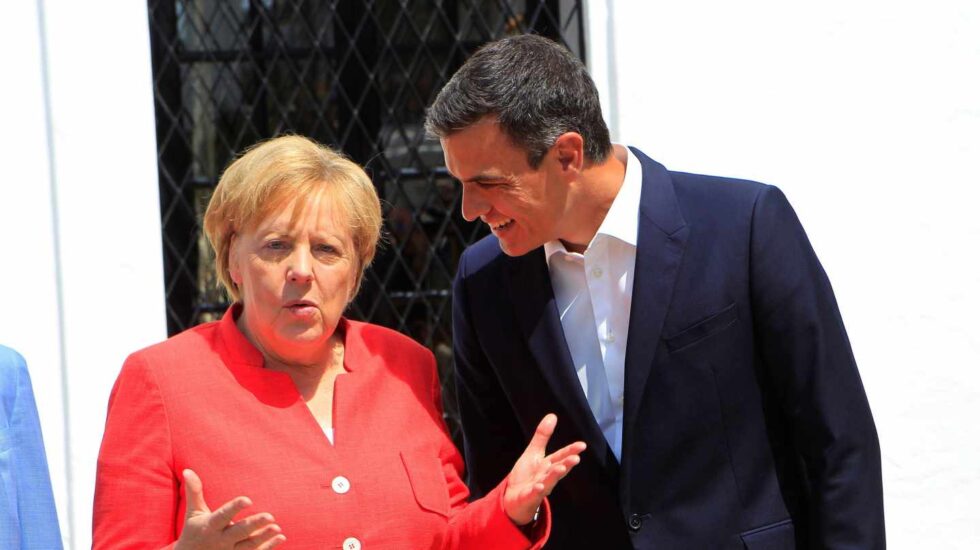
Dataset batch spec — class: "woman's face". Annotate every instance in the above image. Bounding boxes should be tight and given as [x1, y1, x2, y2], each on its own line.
[228, 191, 358, 365]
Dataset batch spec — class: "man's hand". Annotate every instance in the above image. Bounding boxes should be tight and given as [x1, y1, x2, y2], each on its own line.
[174, 469, 286, 550]
[503, 414, 587, 525]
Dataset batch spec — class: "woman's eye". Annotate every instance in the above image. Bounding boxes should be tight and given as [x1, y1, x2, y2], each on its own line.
[266, 240, 288, 250]
[315, 244, 336, 255]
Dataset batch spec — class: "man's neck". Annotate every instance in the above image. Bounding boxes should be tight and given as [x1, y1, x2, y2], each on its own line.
[559, 144, 629, 254]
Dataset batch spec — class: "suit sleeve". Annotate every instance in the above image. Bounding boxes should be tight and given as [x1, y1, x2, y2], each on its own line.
[451, 251, 528, 498]
[93, 353, 178, 550]
[749, 185, 884, 548]
[416, 345, 550, 549]
[1, 348, 63, 549]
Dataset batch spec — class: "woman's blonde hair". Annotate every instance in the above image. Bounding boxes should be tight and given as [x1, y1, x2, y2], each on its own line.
[203, 135, 382, 302]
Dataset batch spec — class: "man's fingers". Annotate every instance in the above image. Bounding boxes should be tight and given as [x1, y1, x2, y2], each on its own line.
[183, 469, 210, 515]
[224, 512, 277, 542]
[208, 495, 253, 530]
[526, 413, 558, 454]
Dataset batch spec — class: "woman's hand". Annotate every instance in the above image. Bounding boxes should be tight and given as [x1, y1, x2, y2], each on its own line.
[503, 414, 587, 525]
[174, 469, 286, 550]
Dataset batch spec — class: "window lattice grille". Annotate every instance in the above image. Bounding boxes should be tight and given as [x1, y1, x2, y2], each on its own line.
[148, 0, 585, 440]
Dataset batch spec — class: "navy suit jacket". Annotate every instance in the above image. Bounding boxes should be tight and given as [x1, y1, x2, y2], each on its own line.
[452, 149, 884, 549]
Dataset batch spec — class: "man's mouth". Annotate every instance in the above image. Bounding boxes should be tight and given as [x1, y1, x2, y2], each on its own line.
[489, 219, 514, 231]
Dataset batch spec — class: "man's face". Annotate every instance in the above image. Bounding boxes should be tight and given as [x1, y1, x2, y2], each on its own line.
[441, 119, 570, 257]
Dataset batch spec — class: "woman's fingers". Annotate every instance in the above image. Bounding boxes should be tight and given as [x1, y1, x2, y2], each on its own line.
[524, 452, 581, 500]
[208, 495, 253, 530]
[503, 414, 587, 524]
[256, 535, 286, 550]
[224, 512, 277, 542]
[233, 524, 286, 550]
[254, 533, 287, 550]
[525, 413, 558, 455]
[182, 469, 210, 515]
[176, 470, 282, 548]
[544, 441, 587, 464]
[540, 461, 572, 492]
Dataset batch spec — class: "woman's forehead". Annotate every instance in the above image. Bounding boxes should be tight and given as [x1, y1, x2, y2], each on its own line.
[251, 191, 351, 235]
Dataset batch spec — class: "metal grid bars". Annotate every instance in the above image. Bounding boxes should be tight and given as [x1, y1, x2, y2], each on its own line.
[147, 0, 585, 438]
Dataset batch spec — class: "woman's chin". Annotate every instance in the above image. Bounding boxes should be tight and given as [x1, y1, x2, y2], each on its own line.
[279, 327, 328, 346]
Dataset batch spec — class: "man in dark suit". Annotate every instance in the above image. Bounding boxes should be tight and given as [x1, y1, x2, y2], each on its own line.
[425, 35, 884, 549]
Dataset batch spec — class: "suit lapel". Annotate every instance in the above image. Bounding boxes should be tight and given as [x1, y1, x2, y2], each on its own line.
[506, 249, 619, 477]
[620, 149, 689, 502]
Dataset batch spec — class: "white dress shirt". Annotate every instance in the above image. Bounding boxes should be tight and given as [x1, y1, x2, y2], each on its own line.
[544, 146, 642, 461]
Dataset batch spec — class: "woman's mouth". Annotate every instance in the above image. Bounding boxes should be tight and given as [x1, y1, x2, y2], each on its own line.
[284, 301, 317, 317]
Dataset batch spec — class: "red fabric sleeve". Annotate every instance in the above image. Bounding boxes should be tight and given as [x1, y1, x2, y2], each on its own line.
[425, 351, 551, 549]
[92, 353, 179, 549]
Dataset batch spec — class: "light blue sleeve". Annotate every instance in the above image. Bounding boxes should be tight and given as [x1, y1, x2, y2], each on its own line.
[0, 344, 64, 550]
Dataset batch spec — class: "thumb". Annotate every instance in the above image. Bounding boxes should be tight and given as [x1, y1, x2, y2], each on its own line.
[183, 469, 210, 515]
[526, 413, 557, 455]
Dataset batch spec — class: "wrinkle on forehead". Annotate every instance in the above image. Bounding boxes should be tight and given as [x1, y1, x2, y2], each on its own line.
[245, 184, 351, 235]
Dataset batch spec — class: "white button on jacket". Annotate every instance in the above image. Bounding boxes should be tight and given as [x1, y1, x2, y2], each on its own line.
[332, 476, 350, 494]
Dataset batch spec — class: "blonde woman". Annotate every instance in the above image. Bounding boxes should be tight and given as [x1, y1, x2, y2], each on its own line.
[93, 136, 585, 549]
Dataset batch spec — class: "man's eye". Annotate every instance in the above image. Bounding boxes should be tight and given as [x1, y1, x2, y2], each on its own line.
[473, 181, 498, 190]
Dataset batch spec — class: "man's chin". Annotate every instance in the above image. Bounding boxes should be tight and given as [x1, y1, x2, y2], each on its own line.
[498, 241, 534, 257]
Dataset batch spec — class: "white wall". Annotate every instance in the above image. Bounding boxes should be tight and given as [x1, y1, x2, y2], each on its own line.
[3, 1, 976, 547]
[0, 1, 165, 548]
[588, 1, 980, 547]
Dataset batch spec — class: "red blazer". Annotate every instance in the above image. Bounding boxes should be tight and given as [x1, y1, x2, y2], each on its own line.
[93, 307, 548, 549]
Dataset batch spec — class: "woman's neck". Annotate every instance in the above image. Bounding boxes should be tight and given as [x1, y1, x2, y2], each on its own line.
[264, 333, 346, 399]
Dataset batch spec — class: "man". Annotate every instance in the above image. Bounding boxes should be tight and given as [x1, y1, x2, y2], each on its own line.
[425, 34, 884, 549]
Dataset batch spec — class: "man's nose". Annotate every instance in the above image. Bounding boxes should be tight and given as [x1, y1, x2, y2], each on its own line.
[460, 183, 489, 222]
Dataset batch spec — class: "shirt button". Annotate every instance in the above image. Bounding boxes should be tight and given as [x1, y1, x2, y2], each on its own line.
[342, 537, 362, 550]
[628, 513, 643, 531]
[331, 476, 350, 494]
[591, 266, 603, 278]
[605, 331, 615, 343]
[617, 394, 625, 406]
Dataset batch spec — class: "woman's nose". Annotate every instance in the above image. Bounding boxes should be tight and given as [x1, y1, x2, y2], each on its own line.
[287, 251, 314, 283]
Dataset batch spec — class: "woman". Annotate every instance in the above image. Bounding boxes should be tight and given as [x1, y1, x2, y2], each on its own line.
[93, 136, 585, 549]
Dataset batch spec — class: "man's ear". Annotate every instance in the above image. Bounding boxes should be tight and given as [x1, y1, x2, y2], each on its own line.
[552, 132, 585, 173]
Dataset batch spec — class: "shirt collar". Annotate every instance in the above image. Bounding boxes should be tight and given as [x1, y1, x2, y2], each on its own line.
[544, 145, 642, 263]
